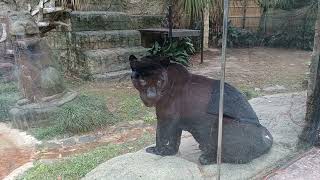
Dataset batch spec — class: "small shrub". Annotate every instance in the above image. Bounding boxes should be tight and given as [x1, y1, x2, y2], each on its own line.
[216, 23, 259, 48]
[149, 37, 195, 67]
[22, 132, 155, 180]
[239, 87, 261, 100]
[29, 126, 64, 140]
[143, 112, 157, 124]
[31, 94, 115, 139]
[53, 94, 114, 133]
[263, 28, 314, 50]
[0, 93, 20, 120]
[0, 82, 18, 94]
[0, 82, 19, 120]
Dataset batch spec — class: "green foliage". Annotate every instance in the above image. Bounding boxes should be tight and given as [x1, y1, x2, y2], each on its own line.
[23, 145, 120, 180]
[142, 112, 157, 124]
[30, 94, 114, 140]
[0, 93, 20, 121]
[216, 18, 314, 50]
[149, 38, 195, 66]
[180, 0, 209, 18]
[29, 126, 64, 140]
[179, 0, 222, 20]
[0, 82, 19, 121]
[216, 23, 259, 48]
[258, 0, 316, 10]
[30, 85, 157, 140]
[101, 89, 156, 124]
[262, 18, 315, 50]
[22, 133, 155, 180]
[54, 94, 114, 133]
[0, 82, 18, 94]
[227, 26, 259, 48]
[239, 87, 261, 100]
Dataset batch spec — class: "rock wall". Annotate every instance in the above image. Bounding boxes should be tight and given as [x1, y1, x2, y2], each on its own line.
[0, 0, 16, 13]
[16, 0, 38, 11]
[0, 0, 38, 12]
[125, 0, 166, 15]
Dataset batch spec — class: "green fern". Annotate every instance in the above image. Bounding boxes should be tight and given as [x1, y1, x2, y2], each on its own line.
[148, 37, 195, 67]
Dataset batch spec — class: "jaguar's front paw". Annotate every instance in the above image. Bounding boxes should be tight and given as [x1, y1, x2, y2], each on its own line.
[146, 146, 158, 154]
[146, 146, 178, 156]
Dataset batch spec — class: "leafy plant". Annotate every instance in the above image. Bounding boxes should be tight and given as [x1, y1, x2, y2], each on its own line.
[262, 16, 315, 50]
[0, 82, 18, 94]
[216, 22, 259, 48]
[149, 37, 195, 66]
[216, 17, 314, 50]
[0, 82, 19, 121]
[22, 132, 155, 180]
[257, 0, 317, 11]
[54, 94, 114, 133]
[0, 93, 20, 121]
[30, 93, 115, 139]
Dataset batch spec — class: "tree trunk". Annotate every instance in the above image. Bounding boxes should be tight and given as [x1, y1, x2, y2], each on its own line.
[258, 8, 267, 35]
[300, 1, 320, 145]
[203, 5, 210, 49]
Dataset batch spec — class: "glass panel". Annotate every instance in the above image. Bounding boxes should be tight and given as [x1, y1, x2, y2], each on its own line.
[0, 0, 317, 180]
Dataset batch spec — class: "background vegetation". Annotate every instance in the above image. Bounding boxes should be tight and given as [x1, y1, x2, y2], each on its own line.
[22, 132, 155, 180]
[29, 81, 156, 140]
[0, 82, 20, 121]
[149, 37, 195, 66]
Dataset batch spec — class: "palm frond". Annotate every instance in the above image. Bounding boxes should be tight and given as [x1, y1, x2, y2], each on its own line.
[180, 0, 212, 18]
[257, 0, 317, 10]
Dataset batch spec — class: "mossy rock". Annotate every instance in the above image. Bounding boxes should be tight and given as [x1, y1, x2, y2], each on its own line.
[40, 67, 65, 96]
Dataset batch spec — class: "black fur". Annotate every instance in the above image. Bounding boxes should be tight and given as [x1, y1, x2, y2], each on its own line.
[130, 55, 273, 165]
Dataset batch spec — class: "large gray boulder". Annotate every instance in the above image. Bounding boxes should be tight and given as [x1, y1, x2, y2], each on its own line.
[84, 92, 307, 180]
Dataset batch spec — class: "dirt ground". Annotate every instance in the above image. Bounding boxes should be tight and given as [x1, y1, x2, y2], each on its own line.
[0, 134, 34, 179]
[191, 47, 311, 93]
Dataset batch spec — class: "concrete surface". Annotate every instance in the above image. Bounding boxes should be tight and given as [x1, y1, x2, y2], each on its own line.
[267, 147, 320, 180]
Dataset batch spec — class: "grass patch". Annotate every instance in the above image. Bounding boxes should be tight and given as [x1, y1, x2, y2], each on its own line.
[85, 86, 156, 125]
[0, 82, 20, 121]
[22, 133, 155, 180]
[0, 82, 18, 94]
[30, 81, 157, 140]
[239, 86, 261, 100]
[29, 126, 64, 140]
[142, 111, 157, 124]
[30, 94, 115, 140]
[115, 94, 155, 124]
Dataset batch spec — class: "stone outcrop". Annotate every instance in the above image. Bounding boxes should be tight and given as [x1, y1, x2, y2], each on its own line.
[7, 11, 77, 129]
[68, 2, 164, 80]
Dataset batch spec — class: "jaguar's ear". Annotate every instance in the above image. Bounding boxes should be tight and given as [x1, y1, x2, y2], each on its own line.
[129, 55, 138, 70]
[159, 57, 170, 67]
[129, 55, 138, 62]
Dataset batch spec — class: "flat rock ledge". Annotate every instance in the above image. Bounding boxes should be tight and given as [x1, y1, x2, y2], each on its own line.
[84, 92, 307, 180]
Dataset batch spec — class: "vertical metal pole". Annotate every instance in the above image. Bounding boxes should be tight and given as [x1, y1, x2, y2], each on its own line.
[216, 0, 230, 179]
[168, 3, 173, 42]
[200, 10, 204, 64]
